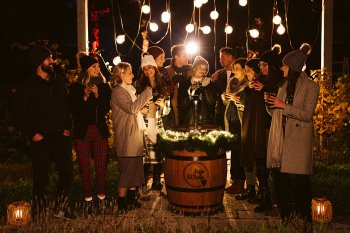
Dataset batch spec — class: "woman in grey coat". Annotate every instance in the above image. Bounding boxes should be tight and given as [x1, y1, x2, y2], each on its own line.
[265, 43, 319, 229]
[111, 62, 152, 211]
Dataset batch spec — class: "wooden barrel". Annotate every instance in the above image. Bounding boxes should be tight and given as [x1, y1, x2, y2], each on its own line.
[164, 149, 227, 214]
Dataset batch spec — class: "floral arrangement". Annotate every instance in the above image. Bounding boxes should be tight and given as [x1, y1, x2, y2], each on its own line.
[154, 130, 238, 157]
[313, 70, 350, 135]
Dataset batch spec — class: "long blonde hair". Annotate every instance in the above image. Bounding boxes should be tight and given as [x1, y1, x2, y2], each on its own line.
[111, 62, 132, 88]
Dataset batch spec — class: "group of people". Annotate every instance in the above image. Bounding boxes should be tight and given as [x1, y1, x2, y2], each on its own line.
[12, 42, 319, 229]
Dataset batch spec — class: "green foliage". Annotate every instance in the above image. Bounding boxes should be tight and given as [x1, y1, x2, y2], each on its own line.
[312, 162, 350, 215]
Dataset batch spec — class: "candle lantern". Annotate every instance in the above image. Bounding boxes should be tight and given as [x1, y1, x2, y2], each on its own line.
[7, 201, 31, 226]
[311, 197, 332, 223]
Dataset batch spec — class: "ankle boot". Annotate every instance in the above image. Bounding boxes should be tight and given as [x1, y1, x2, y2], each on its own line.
[225, 179, 245, 194]
[236, 185, 256, 200]
[254, 188, 272, 213]
[126, 190, 142, 209]
[117, 197, 128, 212]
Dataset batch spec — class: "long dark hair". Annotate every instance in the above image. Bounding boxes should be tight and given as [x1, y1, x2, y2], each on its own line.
[134, 68, 168, 97]
[286, 69, 301, 98]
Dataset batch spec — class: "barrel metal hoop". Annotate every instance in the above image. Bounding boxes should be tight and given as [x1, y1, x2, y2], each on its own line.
[166, 184, 225, 192]
[166, 153, 226, 161]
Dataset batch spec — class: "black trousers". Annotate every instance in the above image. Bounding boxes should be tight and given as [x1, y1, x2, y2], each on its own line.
[31, 135, 72, 211]
[230, 148, 245, 181]
[273, 169, 312, 223]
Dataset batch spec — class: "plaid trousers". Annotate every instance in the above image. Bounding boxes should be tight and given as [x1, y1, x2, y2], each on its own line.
[75, 125, 108, 198]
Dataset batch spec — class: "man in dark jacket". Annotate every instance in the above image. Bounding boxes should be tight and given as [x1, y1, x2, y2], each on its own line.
[12, 45, 72, 218]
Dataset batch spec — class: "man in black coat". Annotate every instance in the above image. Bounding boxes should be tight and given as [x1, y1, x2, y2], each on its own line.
[211, 47, 236, 129]
[12, 45, 72, 218]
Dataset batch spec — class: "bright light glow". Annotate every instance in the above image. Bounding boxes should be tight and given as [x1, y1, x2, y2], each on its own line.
[225, 25, 233, 34]
[249, 29, 259, 38]
[194, 0, 202, 8]
[239, 0, 247, 7]
[141, 5, 150, 14]
[186, 24, 195, 33]
[277, 24, 285, 35]
[161, 11, 171, 23]
[201, 25, 211, 34]
[149, 22, 159, 32]
[185, 41, 198, 55]
[113, 56, 121, 65]
[273, 14, 282, 25]
[116, 35, 125, 44]
[201, 0, 209, 4]
[210, 10, 219, 20]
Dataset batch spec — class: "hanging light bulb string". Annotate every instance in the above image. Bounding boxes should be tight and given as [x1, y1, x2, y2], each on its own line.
[283, 0, 294, 50]
[213, 0, 217, 71]
[245, 0, 251, 54]
[183, 8, 196, 44]
[167, 0, 173, 47]
[225, 0, 229, 47]
[146, 0, 171, 45]
[270, 0, 278, 47]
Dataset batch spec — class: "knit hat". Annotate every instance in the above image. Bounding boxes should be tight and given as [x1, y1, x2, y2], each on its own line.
[260, 44, 282, 69]
[245, 58, 260, 74]
[282, 43, 312, 72]
[80, 55, 98, 71]
[191, 56, 209, 75]
[147, 46, 164, 60]
[141, 54, 158, 68]
[30, 45, 52, 68]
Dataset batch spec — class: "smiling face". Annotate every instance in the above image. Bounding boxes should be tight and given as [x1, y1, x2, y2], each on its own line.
[87, 63, 100, 78]
[259, 61, 269, 75]
[192, 64, 208, 79]
[232, 63, 245, 80]
[143, 65, 156, 78]
[121, 66, 134, 85]
[154, 53, 165, 67]
[220, 52, 235, 69]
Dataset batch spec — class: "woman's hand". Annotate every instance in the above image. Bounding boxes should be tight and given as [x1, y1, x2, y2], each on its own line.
[265, 94, 286, 109]
[83, 85, 91, 100]
[90, 84, 99, 98]
[154, 98, 165, 108]
[252, 80, 264, 91]
[145, 86, 153, 95]
[140, 107, 149, 116]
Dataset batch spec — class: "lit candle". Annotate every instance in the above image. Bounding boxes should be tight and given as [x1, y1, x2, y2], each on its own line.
[15, 209, 23, 219]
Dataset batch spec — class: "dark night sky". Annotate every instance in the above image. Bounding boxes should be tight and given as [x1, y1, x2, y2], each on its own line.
[0, 0, 349, 86]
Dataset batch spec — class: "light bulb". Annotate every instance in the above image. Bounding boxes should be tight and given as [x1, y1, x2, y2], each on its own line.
[161, 11, 171, 23]
[141, 5, 150, 14]
[239, 0, 247, 7]
[149, 22, 159, 32]
[116, 35, 125, 44]
[113, 56, 121, 65]
[194, 0, 202, 8]
[273, 15, 282, 25]
[186, 24, 195, 33]
[225, 25, 233, 34]
[277, 24, 285, 35]
[201, 0, 208, 4]
[210, 11, 219, 20]
[201, 25, 211, 34]
[249, 29, 259, 38]
[185, 41, 198, 55]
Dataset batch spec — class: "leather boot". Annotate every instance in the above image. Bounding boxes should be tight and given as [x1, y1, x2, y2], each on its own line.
[126, 190, 142, 209]
[254, 188, 272, 212]
[151, 164, 163, 190]
[235, 185, 256, 200]
[225, 179, 245, 194]
[117, 197, 128, 212]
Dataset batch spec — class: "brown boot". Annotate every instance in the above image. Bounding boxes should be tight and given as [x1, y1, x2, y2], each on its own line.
[225, 179, 245, 194]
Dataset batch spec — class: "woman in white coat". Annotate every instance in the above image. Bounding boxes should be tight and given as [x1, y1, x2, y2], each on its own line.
[265, 43, 319, 228]
[111, 62, 152, 211]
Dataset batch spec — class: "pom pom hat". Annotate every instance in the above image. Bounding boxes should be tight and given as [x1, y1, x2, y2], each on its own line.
[282, 43, 312, 73]
[259, 44, 282, 69]
[147, 46, 165, 60]
[80, 55, 98, 72]
[246, 58, 260, 74]
[141, 54, 158, 68]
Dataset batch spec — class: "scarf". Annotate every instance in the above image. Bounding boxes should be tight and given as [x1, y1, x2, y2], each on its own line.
[120, 82, 146, 130]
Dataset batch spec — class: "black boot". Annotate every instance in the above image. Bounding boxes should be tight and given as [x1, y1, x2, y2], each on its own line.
[254, 188, 272, 213]
[236, 185, 256, 200]
[126, 190, 142, 209]
[117, 197, 128, 212]
[151, 164, 163, 191]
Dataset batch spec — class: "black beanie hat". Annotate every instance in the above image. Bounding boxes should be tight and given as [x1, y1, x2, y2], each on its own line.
[245, 58, 260, 74]
[30, 45, 52, 68]
[147, 46, 164, 60]
[80, 55, 98, 71]
[259, 44, 282, 69]
[282, 43, 312, 73]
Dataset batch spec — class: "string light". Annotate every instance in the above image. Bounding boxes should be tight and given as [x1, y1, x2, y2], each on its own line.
[116, 35, 125, 44]
[239, 0, 247, 7]
[194, 0, 203, 8]
[149, 22, 159, 32]
[273, 14, 282, 25]
[186, 23, 195, 33]
[210, 10, 219, 20]
[141, 5, 150, 14]
[200, 26, 211, 34]
[161, 11, 171, 23]
[185, 41, 198, 55]
[113, 56, 121, 65]
[201, 0, 209, 4]
[225, 25, 233, 34]
[249, 29, 259, 38]
[277, 24, 286, 35]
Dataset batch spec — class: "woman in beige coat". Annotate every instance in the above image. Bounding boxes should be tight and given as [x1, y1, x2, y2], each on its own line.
[265, 43, 319, 229]
[111, 62, 152, 211]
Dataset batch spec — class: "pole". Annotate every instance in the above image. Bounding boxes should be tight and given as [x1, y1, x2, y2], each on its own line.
[77, 0, 89, 53]
[321, 0, 333, 73]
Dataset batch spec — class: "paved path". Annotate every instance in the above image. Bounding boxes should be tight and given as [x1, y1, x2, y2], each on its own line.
[1, 189, 350, 232]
